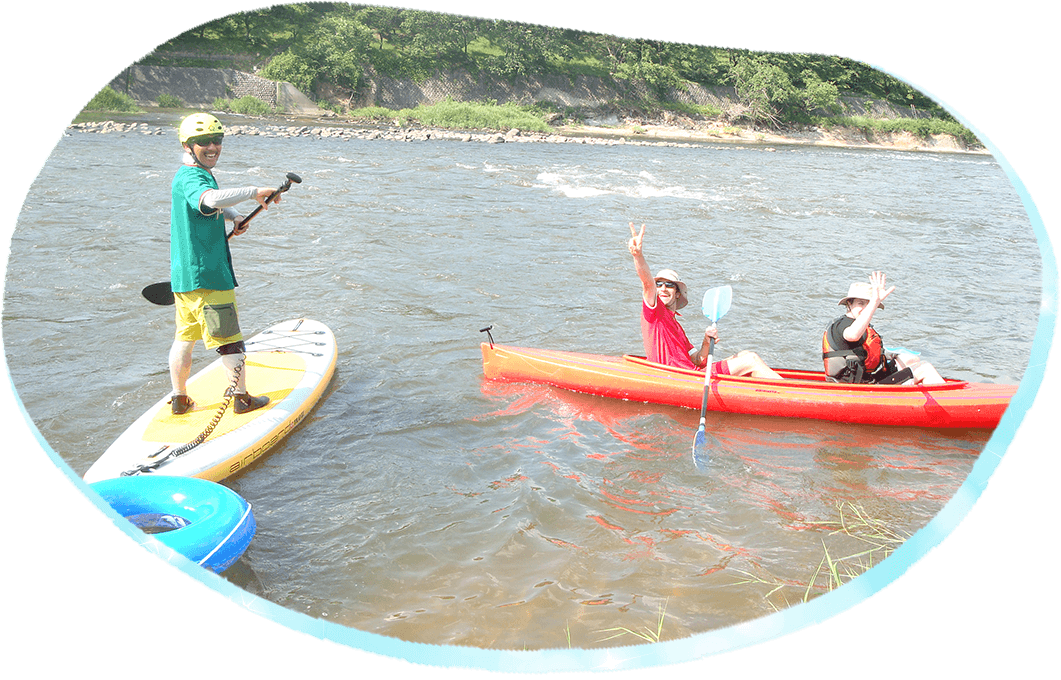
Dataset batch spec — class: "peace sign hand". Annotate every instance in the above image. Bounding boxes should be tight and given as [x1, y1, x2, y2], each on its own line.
[628, 222, 645, 256]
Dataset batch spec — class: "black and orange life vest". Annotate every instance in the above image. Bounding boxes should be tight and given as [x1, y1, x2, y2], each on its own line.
[822, 316, 884, 382]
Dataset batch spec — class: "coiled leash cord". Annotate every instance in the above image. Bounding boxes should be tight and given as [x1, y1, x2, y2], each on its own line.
[120, 357, 245, 476]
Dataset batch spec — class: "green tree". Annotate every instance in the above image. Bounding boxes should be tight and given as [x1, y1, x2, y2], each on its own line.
[263, 6, 372, 95]
[401, 11, 477, 67]
[305, 9, 373, 91]
[355, 5, 406, 51]
[255, 3, 322, 46]
[664, 44, 729, 86]
[260, 50, 315, 93]
[800, 69, 841, 116]
[728, 54, 796, 126]
[587, 33, 638, 75]
[477, 19, 567, 77]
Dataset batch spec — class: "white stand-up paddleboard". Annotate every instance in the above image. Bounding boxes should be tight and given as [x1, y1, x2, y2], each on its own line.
[84, 318, 337, 483]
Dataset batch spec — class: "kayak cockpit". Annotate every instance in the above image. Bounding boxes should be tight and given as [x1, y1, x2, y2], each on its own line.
[620, 355, 971, 392]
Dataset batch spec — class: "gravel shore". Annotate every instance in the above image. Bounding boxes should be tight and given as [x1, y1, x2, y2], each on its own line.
[67, 117, 987, 155]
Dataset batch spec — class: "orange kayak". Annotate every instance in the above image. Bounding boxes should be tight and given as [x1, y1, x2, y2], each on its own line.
[480, 342, 1016, 429]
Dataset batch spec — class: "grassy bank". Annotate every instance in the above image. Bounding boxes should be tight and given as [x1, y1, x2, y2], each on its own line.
[821, 114, 979, 147]
[363, 98, 981, 150]
[78, 84, 982, 153]
[347, 99, 554, 133]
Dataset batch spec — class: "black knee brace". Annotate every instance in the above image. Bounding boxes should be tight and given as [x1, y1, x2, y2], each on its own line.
[216, 340, 246, 356]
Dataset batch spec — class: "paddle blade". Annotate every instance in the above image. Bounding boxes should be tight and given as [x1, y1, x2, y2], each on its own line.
[142, 281, 175, 306]
[692, 428, 708, 467]
[702, 285, 733, 323]
[885, 346, 920, 357]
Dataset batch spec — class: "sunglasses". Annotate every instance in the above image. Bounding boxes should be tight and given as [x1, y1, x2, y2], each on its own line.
[656, 281, 678, 290]
[192, 135, 224, 147]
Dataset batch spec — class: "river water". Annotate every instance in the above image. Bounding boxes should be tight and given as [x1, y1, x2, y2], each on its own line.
[3, 120, 1039, 653]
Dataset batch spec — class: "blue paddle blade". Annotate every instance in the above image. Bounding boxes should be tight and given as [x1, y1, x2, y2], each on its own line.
[885, 346, 921, 356]
[692, 428, 708, 467]
[702, 285, 733, 323]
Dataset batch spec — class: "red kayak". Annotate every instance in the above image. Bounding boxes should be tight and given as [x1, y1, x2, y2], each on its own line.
[480, 342, 1015, 430]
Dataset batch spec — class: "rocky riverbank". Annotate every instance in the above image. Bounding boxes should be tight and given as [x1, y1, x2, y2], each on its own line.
[66, 116, 987, 155]
[561, 118, 986, 154]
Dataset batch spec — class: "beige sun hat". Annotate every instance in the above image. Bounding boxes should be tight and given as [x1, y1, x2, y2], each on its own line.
[839, 281, 883, 309]
[654, 269, 689, 309]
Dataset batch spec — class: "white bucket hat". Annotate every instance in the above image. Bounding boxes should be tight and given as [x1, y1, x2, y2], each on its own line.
[654, 269, 689, 309]
[839, 281, 883, 309]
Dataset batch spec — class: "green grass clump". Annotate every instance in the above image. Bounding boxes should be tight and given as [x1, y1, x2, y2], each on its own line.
[157, 93, 183, 108]
[400, 99, 552, 132]
[346, 105, 402, 120]
[350, 99, 552, 133]
[83, 86, 142, 113]
[595, 599, 668, 645]
[212, 96, 276, 116]
[730, 501, 912, 610]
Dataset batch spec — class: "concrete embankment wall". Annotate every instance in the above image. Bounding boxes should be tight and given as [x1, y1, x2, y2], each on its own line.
[341, 67, 929, 120]
[351, 68, 763, 119]
[107, 64, 724, 114]
[108, 65, 325, 116]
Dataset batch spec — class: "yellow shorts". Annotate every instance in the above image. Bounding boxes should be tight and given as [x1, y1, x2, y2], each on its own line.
[173, 289, 243, 349]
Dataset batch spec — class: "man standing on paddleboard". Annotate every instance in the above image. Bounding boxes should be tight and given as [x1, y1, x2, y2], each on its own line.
[628, 222, 782, 379]
[168, 113, 278, 415]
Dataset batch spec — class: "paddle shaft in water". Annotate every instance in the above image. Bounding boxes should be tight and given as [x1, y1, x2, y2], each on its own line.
[692, 285, 732, 465]
[691, 335, 715, 463]
[696, 336, 717, 426]
[142, 172, 302, 306]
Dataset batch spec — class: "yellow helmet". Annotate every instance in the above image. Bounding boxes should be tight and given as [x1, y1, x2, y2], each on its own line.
[178, 113, 224, 145]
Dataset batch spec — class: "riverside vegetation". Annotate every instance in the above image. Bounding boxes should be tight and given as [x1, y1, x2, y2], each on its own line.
[81, 3, 980, 151]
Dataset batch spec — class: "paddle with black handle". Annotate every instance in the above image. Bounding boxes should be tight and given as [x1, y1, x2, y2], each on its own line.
[691, 285, 732, 468]
[141, 172, 302, 306]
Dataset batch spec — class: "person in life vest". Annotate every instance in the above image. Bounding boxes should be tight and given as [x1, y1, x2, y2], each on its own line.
[822, 271, 944, 385]
[628, 222, 782, 378]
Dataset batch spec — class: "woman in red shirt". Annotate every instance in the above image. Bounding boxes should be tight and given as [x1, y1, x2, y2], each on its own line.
[628, 222, 781, 379]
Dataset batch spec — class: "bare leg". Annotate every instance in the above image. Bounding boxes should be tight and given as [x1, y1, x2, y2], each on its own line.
[225, 352, 270, 414]
[220, 352, 248, 393]
[911, 361, 945, 385]
[169, 339, 196, 394]
[724, 350, 783, 380]
[897, 354, 946, 385]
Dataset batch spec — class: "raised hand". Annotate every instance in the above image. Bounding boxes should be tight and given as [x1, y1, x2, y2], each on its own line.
[628, 222, 645, 257]
[869, 270, 895, 306]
